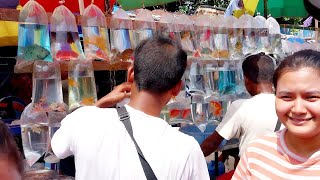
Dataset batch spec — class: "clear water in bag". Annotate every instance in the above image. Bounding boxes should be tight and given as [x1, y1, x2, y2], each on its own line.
[68, 76, 97, 110]
[180, 31, 198, 56]
[133, 29, 154, 47]
[110, 29, 134, 61]
[17, 23, 52, 61]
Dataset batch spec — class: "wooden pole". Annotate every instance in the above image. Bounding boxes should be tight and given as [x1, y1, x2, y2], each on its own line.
[264, 0, 268, 18]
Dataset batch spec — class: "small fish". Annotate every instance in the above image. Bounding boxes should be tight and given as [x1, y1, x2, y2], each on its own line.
[95, 49, 109, 60]
[84, 36, 107, 51]
[80, 97, 95, 106]
[169, 109, 180, 118]
[181, 109, 191, 119]
[56, 50, 79, 61]
[21, 44, 50, 61]
[210, 101, 223, 116]
[193, 50, 201, 57]
[68, 78, 78, 87]
[235, 41, 243, 52]
[169, 32, 176, 40]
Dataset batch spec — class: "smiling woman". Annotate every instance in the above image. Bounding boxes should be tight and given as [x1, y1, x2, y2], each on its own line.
[232, 50, 320, 180]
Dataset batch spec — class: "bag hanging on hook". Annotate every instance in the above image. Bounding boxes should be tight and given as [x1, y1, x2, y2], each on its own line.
[82, 3, 111, 61]
[17, 0, 52, 62]
[50, 3, 85, 61]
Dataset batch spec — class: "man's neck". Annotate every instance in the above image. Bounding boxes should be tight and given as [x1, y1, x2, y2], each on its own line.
[255, 83, 274, 95]
[128, 90, 167, 117]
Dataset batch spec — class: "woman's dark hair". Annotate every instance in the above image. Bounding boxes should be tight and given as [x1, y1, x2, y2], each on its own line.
[133, 35, 187, 93]
[273, 49, 320, 89]
[0, 121, 24, 175]
[242, 53, 275, 83]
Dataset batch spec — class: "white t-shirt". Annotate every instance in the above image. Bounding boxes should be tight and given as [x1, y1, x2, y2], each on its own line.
[216, 93, 279, 156]
[51, 105, 209, 180]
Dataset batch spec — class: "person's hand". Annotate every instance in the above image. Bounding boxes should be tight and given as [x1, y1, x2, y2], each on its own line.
[95, 82, 131, 108]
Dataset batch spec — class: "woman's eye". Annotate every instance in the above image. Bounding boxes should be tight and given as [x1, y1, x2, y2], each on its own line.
[280, 96, 292, 100]
[306, 96, 319, 101]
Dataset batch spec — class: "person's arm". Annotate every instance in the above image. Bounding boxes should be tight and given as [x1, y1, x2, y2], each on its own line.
[95, 82, 131, 108]
[201, 131, 225, 157]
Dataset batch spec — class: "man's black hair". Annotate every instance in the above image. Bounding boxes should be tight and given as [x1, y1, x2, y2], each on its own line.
[242, 53, 275, 83]
[134, 35, 187, 93]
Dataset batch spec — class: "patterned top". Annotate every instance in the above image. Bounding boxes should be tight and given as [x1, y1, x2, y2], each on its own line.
[232, 129, 320, 180]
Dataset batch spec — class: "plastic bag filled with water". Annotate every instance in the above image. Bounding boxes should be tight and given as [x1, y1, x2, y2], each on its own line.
[82, 4, 110, 61]
[166, 91, 191, 125]
[226, 16, 244, 60]
[21, 61, 67, 167]
[17, 0, 52, 63]
[195, 15, 215, 59]
[176, 14, 198, 57]
[68, 60, 97, 111]
[157, 12, 180, 41]
[50, 4, 85, 61]
[133, 9, 156, 47]
[110, 8, 134, 62]
[203, 61, 237, 100]
[253, 15, 270, 54]
[211, 15, 230, 60]
[266, 17, 282, 55]
[238, 14, 255, 56]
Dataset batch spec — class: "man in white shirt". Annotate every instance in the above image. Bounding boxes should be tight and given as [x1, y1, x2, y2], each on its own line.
[201, 53, 278, 157]
[51, 36, 209, 180]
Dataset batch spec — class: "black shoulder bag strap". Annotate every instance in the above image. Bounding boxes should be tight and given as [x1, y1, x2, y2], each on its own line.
[274, 119, 281, 132]
[116, 106, 158, 180]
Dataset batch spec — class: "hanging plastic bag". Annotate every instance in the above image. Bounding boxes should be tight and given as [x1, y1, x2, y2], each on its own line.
[21, 61, 67, 167]
[50, 4, 85, 61]
[211, 15, 230, 60]
[157, 12, 180, 41]
[195, 15, 215, 59]
[176, 14, 198, 58]
[238, 14, 255, 56]
[253, 15, 270, 54]
[110, 8, 134, 63]
[17, 0, 52, 64]
[82, 4, 110, 61]
[226, 16, 244, 60]
[167, 91, 192, 125]
[133, 9, 156, 47]
[68, 60, 97, 111]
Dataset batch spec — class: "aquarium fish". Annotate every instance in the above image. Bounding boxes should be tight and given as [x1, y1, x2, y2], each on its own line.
[56, 50, 79, 61]
[181, 109, 191, 119]
[80, 97, 95, 106]
[210, 101, 222, 116]
[84, 36, 107, 50]
[169, 109, 180, 118]
[21, 44, 50, 61]
[68, 78, 78, 87]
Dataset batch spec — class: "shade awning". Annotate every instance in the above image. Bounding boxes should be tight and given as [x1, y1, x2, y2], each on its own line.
[256, 0, 308, 18]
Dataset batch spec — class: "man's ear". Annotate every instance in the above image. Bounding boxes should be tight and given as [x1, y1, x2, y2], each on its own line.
[127, 65, 134, 83]
[172, 80, 183, 96]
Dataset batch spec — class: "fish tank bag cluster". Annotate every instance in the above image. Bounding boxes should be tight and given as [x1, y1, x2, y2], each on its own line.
[20, 61, 67, 167]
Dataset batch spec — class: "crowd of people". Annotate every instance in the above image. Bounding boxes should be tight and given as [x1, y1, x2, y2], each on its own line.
[1, 35, 320, 179]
